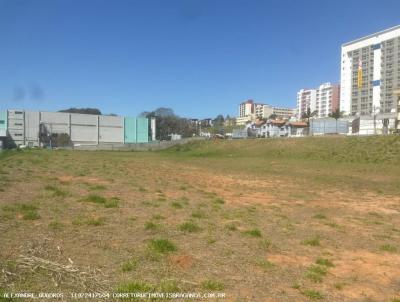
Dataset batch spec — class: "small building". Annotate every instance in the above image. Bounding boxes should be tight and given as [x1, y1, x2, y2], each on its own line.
[351, 113, 396, 135]
[288, 122, 308, 137]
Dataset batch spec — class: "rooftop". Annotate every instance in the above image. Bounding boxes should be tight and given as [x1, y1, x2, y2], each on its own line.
[342, 24, 400, 47]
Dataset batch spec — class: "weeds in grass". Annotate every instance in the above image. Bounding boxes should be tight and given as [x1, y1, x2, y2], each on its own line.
[149, 239, 177, 254]
[44, 185, 68, 197]
[145, 221, 160, 231]
[257, 260, 275, 271]
[81, 194, 107, 204]
[152, 214, 165, 220]
[121, 259, 137, 272]
[159, 280, 179, 292]
[213, 198, 225, 205]
[171, 201, 183, 209]
[313, 214, 327, 219]
[225, 223, 237, 231]
[49, 220, 64, 230]
[244, 229, 262, 237]
[138, 187, 147, 192]
[72, 216, 105, 226]
[258, 239, 272, 250]
[201, 280, 224, 291]
[2, 203, 40, 220]
[86, 217, 106, 226]
[81, 194, 119, 208]
[334, 283, 345, 290]
[302, 237, 321, 246]
[380, 244, 397, 253]
[191, 210, 206, 219]
[116, 281, 153, 293]
[324, 221, 341, 228]
[301, 289, 323, 300]
[89, 184, 106, 191]
[305, 265, 327, 283]
[179, 221, 201, 233]
[316, 258, 334, 267]
[104, 197, 120, 208]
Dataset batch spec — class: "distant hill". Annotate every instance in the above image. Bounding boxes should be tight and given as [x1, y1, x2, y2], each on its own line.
[59, 108, 102, 115]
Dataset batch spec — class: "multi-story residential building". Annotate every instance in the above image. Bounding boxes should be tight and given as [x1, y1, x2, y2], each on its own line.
[297, 83, 339, 118]
[341, 25, 400, 116]
[272, 106, 296, 119]
[237, 100, 295, 125]
[254, 103, 274, 119]
[297, 89, 317, 118]
[316, 83, 340, 117]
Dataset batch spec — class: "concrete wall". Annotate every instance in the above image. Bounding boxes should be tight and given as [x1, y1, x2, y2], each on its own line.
[99, 115, 124, 143]
[25, 111, 40, 146]
[4, 109, 152, 147]
[70, 113, 98, 144]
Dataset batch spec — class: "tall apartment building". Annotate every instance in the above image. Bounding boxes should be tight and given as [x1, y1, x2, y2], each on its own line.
[341, 25, 400, 116]
[316, 83, 340, 117]
[297, 83, 340, 118]
[297, 89, 316, 118]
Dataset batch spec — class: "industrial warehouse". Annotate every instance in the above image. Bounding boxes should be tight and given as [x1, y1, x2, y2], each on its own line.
[0, 109, 156, 149]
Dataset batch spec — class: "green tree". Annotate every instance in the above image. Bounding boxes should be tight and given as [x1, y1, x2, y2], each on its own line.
[328, 109, 344, 133]
[301, 107, 317, 125]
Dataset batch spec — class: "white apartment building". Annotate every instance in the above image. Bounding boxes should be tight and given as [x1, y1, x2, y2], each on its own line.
[341, 25, 400, 116]
[316, 83, 340, 117]
[297, 83, 340, 118]
[297, 89, 316, 118]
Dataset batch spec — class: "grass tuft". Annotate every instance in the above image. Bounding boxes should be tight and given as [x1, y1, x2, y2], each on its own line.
[305, 265, 327, 283]
[179, 221, 201, 233]
[121, 259, 137, 272]
[149, 239, 177, 254]
[302, 237, 321, 247]
[201, 280, 225, 291]
[244, 228, 262, 237]
[302, 289, 323, 300]
[380, 244, 397, 253]
[316, 258, 334, 267]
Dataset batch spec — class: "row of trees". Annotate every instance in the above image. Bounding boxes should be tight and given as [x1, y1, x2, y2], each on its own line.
[141, 108, 198, 140]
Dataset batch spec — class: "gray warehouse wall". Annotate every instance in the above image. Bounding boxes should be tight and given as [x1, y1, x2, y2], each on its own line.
[25, 111, 40, 146]
[99, 115, 124, 143]
[4, 109, 153, 148]
[70, 113, 98, 144]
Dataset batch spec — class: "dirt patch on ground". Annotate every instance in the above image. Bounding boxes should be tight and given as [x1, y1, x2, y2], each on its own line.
[168, 254, 194, 270]
[330, 250, 400, 300]
[267, 254, 312, 267]
[57, 175, 110, 185]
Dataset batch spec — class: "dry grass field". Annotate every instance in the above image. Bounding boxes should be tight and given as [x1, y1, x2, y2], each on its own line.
[1, 136, 400, 301]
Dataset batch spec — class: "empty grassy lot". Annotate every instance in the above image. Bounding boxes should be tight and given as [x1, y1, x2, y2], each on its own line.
[1, 136, 400, 301]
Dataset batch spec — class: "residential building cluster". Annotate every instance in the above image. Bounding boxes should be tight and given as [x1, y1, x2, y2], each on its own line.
[297, 83, 340, 118]
[236, 99, 296, 125]
[295, 24, 400, 134]
[236, 25, 400, 137]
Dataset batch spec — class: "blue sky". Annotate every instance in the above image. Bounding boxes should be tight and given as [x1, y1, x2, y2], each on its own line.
[0, 0, 399, 118]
